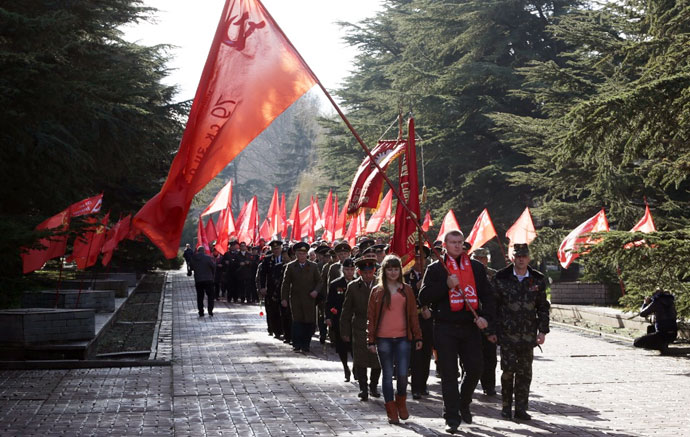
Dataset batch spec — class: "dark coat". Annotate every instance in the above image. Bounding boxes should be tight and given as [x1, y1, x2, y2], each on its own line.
[418, 255, 496, 333]
[340, 277, 380, 368]
[190, 252, 216, 283]
[494, 265, 550, 348]
[257, 253, 286, 301]
[281, 260, 321, 324]
[640, 291, 678, 333]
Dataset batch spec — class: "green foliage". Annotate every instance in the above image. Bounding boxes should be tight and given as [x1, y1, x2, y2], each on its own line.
[580, 230, 690, 319]
[0, 1, 186, 296]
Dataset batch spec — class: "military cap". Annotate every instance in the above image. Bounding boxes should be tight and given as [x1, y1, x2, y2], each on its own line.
[415, 245, 431, 258]
[472, 247, 490, 258]
[513, 243, 530, 257]
[315, 245, 330, 255]
[328, 249, 336, 257]
[358, 238, 375, 253]
[433, 240, 443, 248]
[334, 242, 351, 253]
[293, 242, 310, 252]
[268, 240, 283, 249]
[362, 246, 375, 256]
[372, 244, 387, 253]
[355, 256, 378, 269]
[342, 258, 355, 268]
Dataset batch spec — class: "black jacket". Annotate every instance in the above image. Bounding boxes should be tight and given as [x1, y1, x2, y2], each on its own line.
[640, 291, 678, 333]
[418, 255, 495, 332]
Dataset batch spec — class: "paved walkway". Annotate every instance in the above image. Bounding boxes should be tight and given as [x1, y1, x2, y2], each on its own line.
[1, 270, 689, 436]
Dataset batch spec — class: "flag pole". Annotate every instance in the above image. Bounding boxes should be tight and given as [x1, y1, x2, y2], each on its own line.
[261, 1, 479, 319]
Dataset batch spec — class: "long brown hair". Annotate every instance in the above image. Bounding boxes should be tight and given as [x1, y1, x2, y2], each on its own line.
[376, 254, 405, 309]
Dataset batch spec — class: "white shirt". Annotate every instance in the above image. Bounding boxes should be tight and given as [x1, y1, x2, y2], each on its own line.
[513, 267, 530, 282]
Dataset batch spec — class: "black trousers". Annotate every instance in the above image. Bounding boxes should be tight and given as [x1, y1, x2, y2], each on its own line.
[265, 297, 282, 337]
[280, 303, 292, 342]
[633, 330, 677, 350]
[355, 366, 381, 391]
[195, 280, 215, 315]
[434, 321, 483, 423]
[411, 316, 433, 393]
[480, 335, 497, 392]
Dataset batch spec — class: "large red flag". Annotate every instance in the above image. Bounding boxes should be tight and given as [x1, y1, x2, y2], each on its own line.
[132, 0, 317, 258]
[391, 118, 421, 268]
[236, 200, 249, 226]
[288, 194, 301, 241]
[214, 207, 236, 254]
[334, 196, 347, 240]
[266, 187, 280, 238]
[205, 216, 218, 243]
[436, 209, 461, 242]
[21, 208, 71, 274]
[279, 192, 287, 238]
[321, 190, 333, 235]
[421, 210, 433, 232]
[236, 196, 258, 244]
[465, 209, 498, 254]
[312, 196, 323, 232]
[558, 209, 609, 268]
[324, 193, 338, 242]
[506, 207, 537, 260]
[201, 180, 233, 216]
[70, 194, 103, 217]
[365, 189, 393, 233]
[631, 204, 656, 233]
[345, 139, 407, 215]
[101, 214, 132, 266]
[259, 218, 272, 242]
[344, 217, 357, 246]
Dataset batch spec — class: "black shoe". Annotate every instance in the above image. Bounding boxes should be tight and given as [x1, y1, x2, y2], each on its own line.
[484, 389, 496, 396]
[302, 348, 310, 353]
[412, 392, 421, 400]
[358, 391, 368, 401]
[514, 410, 531, 420]
[369, 386, 380, 398]
[501, 406, 512, 419]
[460, 408, 472, 424]
[344, 368, 351, 382]
[199, 312, 204, 317]
[292, 347, 301, 353]
[209, 313, 213, 317]
[283, 338, 291, 344]
[422, 388, 430, 396]
[445, 421, 459, 434]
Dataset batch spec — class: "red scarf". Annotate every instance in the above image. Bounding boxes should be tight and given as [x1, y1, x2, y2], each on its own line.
[446, 254, 479, 312]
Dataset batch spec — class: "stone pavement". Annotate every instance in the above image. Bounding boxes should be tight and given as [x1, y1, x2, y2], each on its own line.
[1, 270, 689, 436]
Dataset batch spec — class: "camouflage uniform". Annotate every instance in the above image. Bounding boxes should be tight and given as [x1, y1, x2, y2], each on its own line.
[494, 265, 549, 412]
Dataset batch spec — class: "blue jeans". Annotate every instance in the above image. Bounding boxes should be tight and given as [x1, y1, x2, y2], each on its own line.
[376, 337, 411, 402]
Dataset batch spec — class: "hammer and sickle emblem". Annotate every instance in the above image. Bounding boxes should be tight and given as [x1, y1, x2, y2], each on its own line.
[223, 12, 266, 51]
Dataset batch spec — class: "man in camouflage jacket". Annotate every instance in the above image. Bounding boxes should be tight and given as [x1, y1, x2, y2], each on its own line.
[493, 244, 549, 421]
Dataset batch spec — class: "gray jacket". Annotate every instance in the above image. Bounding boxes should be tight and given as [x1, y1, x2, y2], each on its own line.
[190, 252, 216, 283]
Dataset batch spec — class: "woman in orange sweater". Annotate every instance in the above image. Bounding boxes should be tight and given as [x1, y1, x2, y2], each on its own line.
[367, 255, 423, 424]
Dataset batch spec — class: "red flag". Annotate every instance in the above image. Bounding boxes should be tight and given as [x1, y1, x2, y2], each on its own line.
[21, 208, 71, 274]
[465, 209, 498, 254]
[421, 210, 433, 232]
[215, 207, 236, 254]
[266, 187, 280, 238]
[288, 194, 301, 241]
[72, 213, 109, 269]
[205, 216, 218, 243]
[236, 201, 249, 226]
[558, 209, 609, 268]
[201, 180, 233, 216]
[259, 218, 272, 242]
[101, 214, 132, 266]
[312, 195, 323, 231]
[391, 118, 421, 268]
[299, 197, 317, 242]
[436, 209, 461, 242]
[70, 194, 103, 217]
[506, 207, 537, 260]
[324, 193, 338, 242]
[631, 204, 656, 233]
[197, 216, 210, 252]
[279, 192, 287, 238]
[237, 196, 258, 244]
[365, 190, 393, 233]
[334, 196, 347, 240]
[345, 139, 407, 215]
[321, 190, 333, 235]
[344, 217, 357, 246]
[132, 0, 317, 258]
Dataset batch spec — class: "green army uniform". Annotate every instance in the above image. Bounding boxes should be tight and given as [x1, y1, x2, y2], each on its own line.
[494, 264, 550, 414]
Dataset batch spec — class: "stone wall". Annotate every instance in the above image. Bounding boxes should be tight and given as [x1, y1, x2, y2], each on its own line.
[22, 290, 115, 312]
[0, 308, 95, 344]
[60, 280, 128, 298]
[550, 282, 618, 305]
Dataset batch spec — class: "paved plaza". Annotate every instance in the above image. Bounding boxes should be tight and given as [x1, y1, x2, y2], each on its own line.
[1, 270, 688, 436]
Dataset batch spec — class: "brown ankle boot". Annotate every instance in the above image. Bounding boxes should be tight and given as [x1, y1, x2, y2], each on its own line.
[395, 394, 409, 420]
[385, 401, 399, 424]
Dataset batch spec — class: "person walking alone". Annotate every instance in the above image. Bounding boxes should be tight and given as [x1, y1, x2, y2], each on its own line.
[190, 246, 216, 317]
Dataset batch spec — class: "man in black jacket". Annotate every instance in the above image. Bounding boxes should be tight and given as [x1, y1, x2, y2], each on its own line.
[419, 230, 496, 433]
[257, 240, 286, 339]
[634, 288, 678, 353]
[190, 246, 216, 317]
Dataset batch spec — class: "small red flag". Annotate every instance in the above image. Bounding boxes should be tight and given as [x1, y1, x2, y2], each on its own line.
[421, 210, 433, 232]
[465, 209, 498, 254]
[365, 190, 393, 233]
[279, 192, 287, 238]
[436, 209, 461, 242]
[197, 216, 210, 252]
[288, 194, 301, 242]
[267, 187, 280, 238]
[71, 213, 109, 269]
[101, 214, 132, 266]
[215, 207, 236, 254]
[21, 208, 71, 274]
[334, 196, 347, 240]
[236, 196, 258, 244]
[505, 207, 537, 260]
[70, 194, 103, 217]
[205, 216, 218, 243]
[558, 209, 609, 268]
[201, 180, 233, 217]
[631, 204, 656, 233]
[132, 0, 317, 258]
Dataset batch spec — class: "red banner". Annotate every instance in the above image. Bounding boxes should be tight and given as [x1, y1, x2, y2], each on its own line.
[391, 118, 420, 268]
[345, 139, 406, 215]
[558, 209, 609, 268]
[21, 208, 71, 274]
[70, 194, 103, 217]
[132, 0, 317, 258]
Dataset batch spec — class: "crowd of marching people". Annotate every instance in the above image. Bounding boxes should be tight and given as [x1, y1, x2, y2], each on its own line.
[186, 231, 551, 433]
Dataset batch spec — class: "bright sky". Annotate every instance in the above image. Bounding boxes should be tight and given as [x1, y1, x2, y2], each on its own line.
[123, 0, 384, 102]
